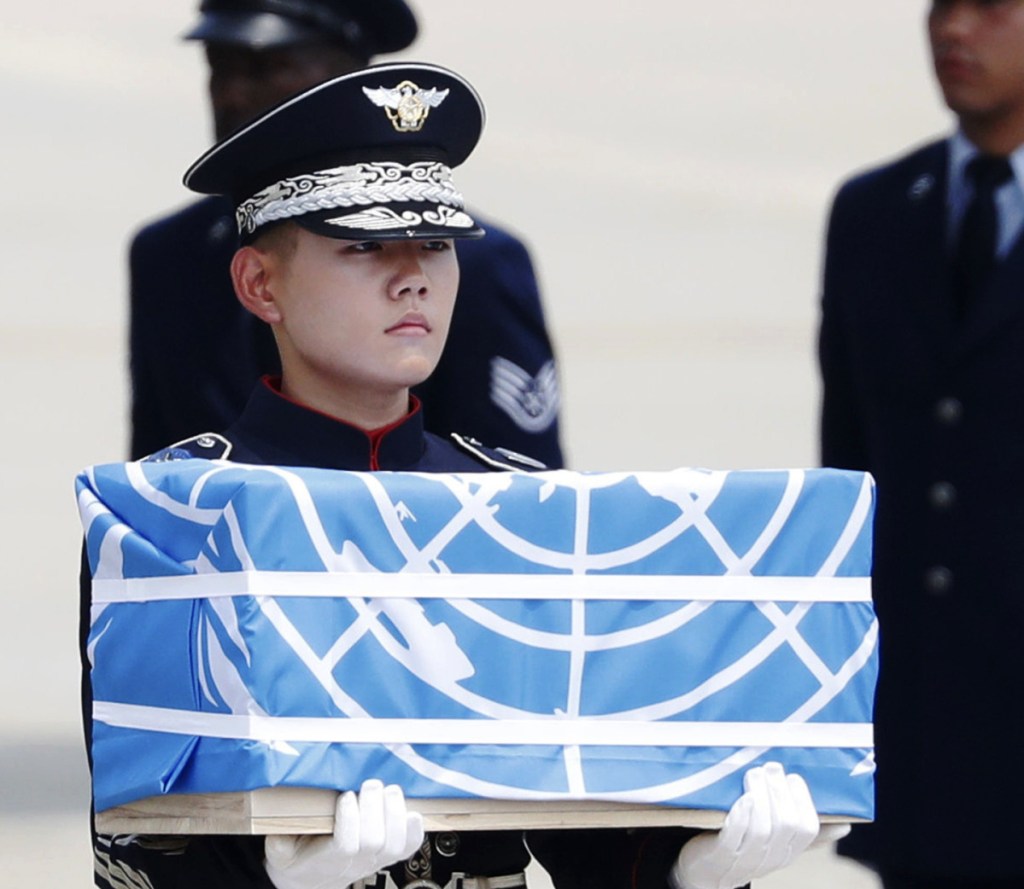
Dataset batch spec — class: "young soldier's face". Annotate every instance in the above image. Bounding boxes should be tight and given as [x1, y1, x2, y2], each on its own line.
[259, 228, 459, 404]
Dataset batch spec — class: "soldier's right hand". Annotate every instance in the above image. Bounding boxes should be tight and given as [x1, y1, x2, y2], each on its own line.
[265, 779, 424, 889]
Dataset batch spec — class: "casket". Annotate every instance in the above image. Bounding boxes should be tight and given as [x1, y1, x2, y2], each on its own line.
[77, 461, 877, 833]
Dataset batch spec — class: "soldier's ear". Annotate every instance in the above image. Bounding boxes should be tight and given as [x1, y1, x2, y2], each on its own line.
[231, 246, 283, 324]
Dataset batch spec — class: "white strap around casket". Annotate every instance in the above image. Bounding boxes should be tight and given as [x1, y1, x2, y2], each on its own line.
[92, 572, 871, 604]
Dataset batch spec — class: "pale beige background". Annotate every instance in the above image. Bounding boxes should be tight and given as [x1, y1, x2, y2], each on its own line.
[1, 2, 949, 884]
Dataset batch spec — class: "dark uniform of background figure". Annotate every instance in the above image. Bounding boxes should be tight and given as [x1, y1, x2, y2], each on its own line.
[818, 2, 1024, 886]
[82, 377, 697, 889]
[129, 0, 564, 468]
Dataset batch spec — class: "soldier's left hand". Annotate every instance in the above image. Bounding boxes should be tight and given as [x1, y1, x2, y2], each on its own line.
[669, 762, 850, 889]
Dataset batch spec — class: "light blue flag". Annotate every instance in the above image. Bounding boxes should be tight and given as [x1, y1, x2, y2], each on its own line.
[77, 462, 877, 819]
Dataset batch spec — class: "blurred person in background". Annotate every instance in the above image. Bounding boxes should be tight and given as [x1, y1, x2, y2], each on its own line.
[128, 0, 564, 468]
[818, 1, 1024, 885]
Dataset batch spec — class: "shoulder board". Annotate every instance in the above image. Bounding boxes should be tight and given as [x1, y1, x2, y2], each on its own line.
[450, 433, 547, 471]
[142, 432, 233, 463]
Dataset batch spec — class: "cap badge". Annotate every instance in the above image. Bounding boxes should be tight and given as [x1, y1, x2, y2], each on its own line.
[363, 80, 449, 132]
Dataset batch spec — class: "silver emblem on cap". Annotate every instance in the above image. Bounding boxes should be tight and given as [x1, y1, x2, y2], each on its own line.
[363, 81, 449, 132]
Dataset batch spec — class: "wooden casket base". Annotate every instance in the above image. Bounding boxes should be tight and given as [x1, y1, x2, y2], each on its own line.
[95, 788, 864, 835]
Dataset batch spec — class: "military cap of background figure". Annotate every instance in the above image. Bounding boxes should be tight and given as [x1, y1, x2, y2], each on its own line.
[184, 0, 418, 55]
[184, 63, 486, 244]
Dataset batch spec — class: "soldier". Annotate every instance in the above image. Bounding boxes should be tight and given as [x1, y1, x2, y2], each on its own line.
[88, 62, 840, 889]
[819, 1, 1024, 885]
[129, 0, 564, 468]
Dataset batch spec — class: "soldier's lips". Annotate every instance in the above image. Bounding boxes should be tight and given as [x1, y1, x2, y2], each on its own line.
[386, 313, 431, 335]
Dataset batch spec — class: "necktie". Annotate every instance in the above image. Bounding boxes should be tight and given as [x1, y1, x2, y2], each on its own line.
[952, 154, 1013, 320]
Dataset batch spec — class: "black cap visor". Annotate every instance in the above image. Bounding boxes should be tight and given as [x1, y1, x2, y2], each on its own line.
[184, 11, 325, 49]
[289, 202, 485, 242]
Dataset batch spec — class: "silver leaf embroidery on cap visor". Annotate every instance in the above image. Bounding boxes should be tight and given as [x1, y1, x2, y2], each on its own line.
[324, 205, 476, 231]
[235, 161, 466, 235]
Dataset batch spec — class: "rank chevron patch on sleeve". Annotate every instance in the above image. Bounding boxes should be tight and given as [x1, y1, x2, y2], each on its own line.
[489, 357, 560, 433]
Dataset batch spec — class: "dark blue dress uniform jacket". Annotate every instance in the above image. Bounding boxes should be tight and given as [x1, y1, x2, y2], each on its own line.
[84, 381, 691, 889]
[820, 139, 1024, 878]
[128, 196, 564, 468]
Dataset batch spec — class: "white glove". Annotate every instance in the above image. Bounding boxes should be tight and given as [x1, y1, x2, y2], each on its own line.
[670, 762, 850, 889]
[265, 779, 425, 889]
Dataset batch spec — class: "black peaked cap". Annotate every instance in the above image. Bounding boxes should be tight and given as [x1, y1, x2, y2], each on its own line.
[184, 0, 418, 55]
[184, 62, 486, 242]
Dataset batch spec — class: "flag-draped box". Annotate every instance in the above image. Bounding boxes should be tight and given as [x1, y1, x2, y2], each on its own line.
[77, 461, 877, 820]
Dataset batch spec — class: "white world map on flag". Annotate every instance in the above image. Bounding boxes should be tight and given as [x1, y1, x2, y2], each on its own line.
[77, 460, 877, 819]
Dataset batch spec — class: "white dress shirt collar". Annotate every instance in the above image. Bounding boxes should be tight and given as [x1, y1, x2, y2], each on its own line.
[947, 131, 1024, 256]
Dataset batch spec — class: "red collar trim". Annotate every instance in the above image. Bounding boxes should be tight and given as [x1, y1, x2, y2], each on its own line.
[260, 375, 422, 451]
